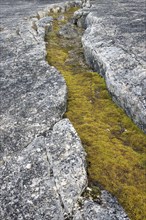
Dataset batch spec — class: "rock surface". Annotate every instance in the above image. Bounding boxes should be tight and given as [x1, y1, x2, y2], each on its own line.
[75, 0, 146, 132]
[58, 23, 79, 39]
[73, 190, 129, 220]
[0, 0, 71, 160]
[0, 0, 130, 219]
[1, 119, 87, 219]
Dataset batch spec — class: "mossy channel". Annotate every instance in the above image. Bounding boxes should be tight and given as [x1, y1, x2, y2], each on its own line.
[45, 7, 146, 220]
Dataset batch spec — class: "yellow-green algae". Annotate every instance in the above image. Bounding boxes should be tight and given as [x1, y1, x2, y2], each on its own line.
[46, 8, 146, 220]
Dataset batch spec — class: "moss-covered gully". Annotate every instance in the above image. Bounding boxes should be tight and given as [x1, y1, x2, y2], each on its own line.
[45, 7, 146, 220]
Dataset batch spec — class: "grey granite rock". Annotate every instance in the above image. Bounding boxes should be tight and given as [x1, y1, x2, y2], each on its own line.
[0, 136, 64, 220]
[0, 20, 67, 159]
[58, 23, 79, 39]
[0, 118, 129, 220]
[73, 10, 89, 28]
[76, 0, 146, 132]
[46, 118, 87, 216]
[73, 190, 129, 220]
[0, 1, 87, 219]
[1, 1, 84, 160]
[0, 119, 87, 220]
[0, 0, 130, 219]
[0, 0, 84, 161]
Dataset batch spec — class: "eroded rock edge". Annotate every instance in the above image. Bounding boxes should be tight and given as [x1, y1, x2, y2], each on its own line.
[0, 1, 129, 219]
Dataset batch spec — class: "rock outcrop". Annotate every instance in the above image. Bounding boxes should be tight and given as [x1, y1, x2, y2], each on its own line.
[1, 119, 87, 219]
[0, 0, 130, 219]
[74, 0, 146, 133]
[74, 190, 129, 220]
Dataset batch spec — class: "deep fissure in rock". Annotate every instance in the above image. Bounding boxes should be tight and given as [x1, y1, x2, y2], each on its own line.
[45, 7, 146, 220]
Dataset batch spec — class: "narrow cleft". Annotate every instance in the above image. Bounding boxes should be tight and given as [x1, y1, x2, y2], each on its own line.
[45, 7, 146, 220]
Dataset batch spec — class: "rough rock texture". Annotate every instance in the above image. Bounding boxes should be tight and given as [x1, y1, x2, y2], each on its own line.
[75, 0, 146, 132]
[0, 1, 72, 160]
[73, 190, 129, 220]
[0, 117, 129, 220]
[0, 0, 130, 219]
[0, 1, 86, 219]
[0, 119, 87, 219]
[46, 119, 87, 215]
[0, 0, 83, 160]
[58, 23, 79, 39]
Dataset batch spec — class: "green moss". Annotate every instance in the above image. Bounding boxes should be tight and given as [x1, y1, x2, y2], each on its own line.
[81, 185, 101, 201]
[46, 7, 146, 220]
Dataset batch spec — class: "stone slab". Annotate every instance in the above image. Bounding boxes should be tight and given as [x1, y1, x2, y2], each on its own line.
[0, 1, 130, 219]
[78, 0, 146, 132]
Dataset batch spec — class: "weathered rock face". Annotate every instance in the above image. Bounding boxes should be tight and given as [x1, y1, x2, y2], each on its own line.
[1, 119, 87, 219]
[1, 1, 78, 160]
[0, 0, 130, 219]
[74, 190, 129, 220]
[1, 117, 129, 220]
[46, 119, 87, 215]
[75, 0, 146, 132]
[58, 23, 79, 39]
[0, 1, 86, 219]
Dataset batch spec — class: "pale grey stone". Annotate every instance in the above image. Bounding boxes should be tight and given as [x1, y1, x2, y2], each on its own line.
[0, 136, 64, 220]
[73, 190, 129, 220]
[76, 0, 146, 132]
[46, 118, 87, 215]
[58, 23, 79, 39]
[0, 119, 87, 220]
[0, 1, 131, 219]
[0, 2, 68, 160]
